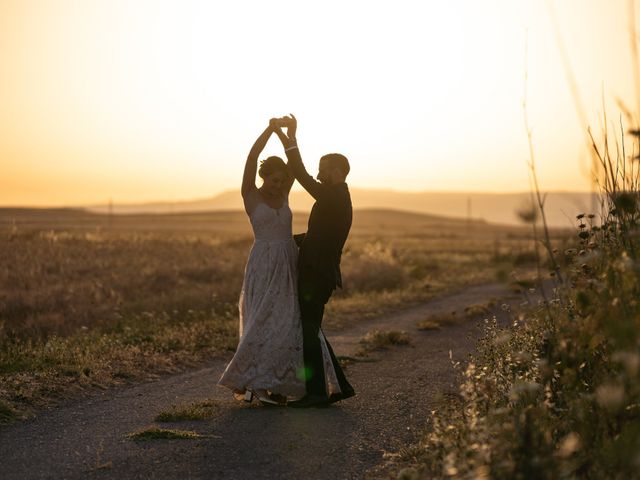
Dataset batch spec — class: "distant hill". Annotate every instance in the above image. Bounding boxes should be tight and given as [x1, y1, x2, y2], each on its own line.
[1, 207, 532, 239]
[84, 188, 598, 227]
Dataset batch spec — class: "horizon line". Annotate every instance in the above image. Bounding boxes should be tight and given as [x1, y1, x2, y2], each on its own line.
[0, 187, 598, 210]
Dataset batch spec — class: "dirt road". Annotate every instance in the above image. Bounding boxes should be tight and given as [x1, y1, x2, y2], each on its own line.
[0, 282, 529, 479]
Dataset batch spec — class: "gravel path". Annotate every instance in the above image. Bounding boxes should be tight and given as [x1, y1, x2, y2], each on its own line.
[0, 282, 533, 479]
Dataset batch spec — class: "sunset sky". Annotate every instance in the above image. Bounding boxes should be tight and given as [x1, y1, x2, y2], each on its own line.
[1, 0, 638, 206]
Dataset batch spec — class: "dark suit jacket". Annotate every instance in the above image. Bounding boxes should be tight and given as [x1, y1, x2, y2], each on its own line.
[285, 147, 352, 289]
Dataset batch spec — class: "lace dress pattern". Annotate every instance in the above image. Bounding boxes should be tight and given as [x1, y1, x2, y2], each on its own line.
[218, 200, 341, 398]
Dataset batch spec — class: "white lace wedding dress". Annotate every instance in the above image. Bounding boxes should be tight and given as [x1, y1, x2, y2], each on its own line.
[218, 199, 341, 399]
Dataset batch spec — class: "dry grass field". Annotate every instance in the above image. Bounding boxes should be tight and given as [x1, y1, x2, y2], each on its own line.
[0, 207, 564, 421]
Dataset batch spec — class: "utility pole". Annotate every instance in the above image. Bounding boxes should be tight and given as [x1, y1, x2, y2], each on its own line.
[108, 198, 113, 229]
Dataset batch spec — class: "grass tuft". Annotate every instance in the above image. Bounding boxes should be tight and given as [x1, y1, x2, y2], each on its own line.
[417, 300, 500, 331]
[155, 399, 221, 422]
[417, 311, 458, 331]
[358, 329, 411, 355]
[463, 299, 498, 318]
[126, 426, 202, 441]
[416, 319, 442, 331]
[0, 400, 21, 423]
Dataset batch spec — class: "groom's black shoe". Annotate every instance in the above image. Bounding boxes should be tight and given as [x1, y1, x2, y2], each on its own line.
[328, 390, 355, 404]
[287, 394, 330, 408]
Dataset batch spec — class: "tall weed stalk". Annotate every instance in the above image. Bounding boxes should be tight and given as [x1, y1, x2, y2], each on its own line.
[406, 18, 640, 480]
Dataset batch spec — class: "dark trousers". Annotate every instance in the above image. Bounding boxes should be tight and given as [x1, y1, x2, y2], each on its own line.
[298, 268, 355, 399]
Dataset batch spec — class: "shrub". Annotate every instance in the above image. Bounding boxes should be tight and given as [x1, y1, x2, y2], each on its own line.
[341, 242, 408, 293]
[404, 109, 640, 479]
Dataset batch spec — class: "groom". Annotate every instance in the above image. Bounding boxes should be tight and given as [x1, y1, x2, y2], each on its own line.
[271, 115, 356, 407]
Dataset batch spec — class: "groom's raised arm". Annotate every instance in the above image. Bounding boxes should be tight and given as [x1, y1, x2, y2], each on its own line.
[271, 116, 323, 200]
[284, 141, 324, 199]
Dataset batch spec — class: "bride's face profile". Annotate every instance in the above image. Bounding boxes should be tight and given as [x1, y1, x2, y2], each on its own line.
[262, 171, 288, 196]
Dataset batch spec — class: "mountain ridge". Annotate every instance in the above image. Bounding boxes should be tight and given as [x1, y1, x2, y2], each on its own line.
[81, 188, 596, 227]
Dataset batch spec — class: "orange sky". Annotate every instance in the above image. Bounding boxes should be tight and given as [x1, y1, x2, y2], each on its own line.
[1, 0, 639, 206]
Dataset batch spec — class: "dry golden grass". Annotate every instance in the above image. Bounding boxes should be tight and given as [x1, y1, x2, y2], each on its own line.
[0, 228, 248, 339]
[358, 329, 411, 355]
[463, 298, 499, 318]
[0, 207, 558, 421]
[415, 299, 500, 331]
[155, 398, 222, 422]
[416, 312, 457, 331]
[126, 427, 203, 441]
[415, 319, 443, 331]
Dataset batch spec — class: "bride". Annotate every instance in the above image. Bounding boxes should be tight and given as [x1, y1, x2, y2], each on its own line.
[217, 120, 342, 405]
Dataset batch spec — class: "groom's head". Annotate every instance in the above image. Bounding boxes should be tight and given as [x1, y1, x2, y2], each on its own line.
[317, 153, 350, 185]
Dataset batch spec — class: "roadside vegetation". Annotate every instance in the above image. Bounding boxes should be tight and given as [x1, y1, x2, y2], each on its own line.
[396, 101, 640, 479]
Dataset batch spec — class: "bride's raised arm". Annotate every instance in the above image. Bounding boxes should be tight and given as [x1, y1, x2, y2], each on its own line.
[241, 125, 273, 213]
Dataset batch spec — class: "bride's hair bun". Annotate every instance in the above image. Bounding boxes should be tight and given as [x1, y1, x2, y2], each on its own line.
[259, 156, 290, 180]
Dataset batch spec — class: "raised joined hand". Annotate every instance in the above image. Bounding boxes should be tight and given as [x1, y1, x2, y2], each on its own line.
[270, 114, 297, 141]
